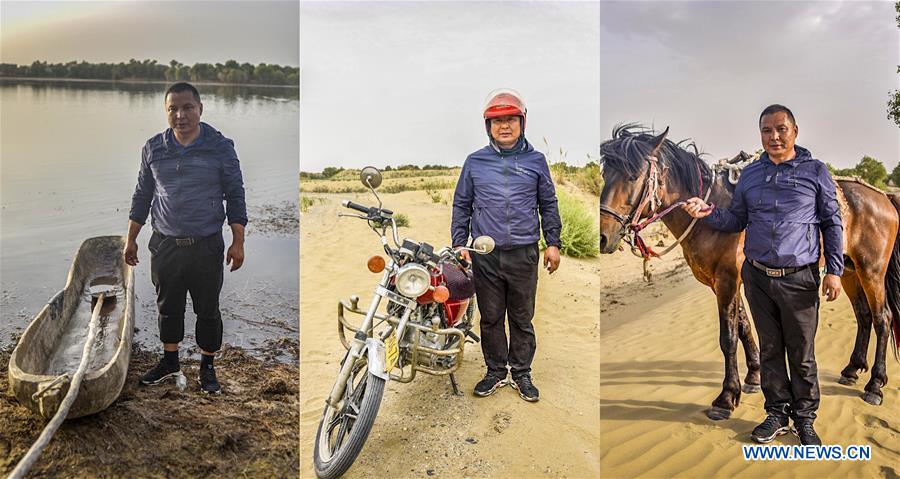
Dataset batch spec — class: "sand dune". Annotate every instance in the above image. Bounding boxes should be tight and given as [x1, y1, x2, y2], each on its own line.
[299, 190, 601, 478]
[599, 251, 900, 478]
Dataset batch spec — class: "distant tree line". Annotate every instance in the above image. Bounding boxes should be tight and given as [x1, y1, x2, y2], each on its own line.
[0, 59, 299, 86]
[300, 164, 458, 180]
[827, 156, 900, 189]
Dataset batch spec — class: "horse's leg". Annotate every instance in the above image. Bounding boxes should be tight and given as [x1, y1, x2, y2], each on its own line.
[708, 285, 742, 420]
[839, 274, 872, 385]
[736, 296, 761, 393]
[858, 271, 890, 406]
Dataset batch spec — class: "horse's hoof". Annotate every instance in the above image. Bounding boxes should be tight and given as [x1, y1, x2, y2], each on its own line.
[742, 384, 761, 394]
[707, 406, 732, 421]
[837, 376, 857, 386]
[861, 392, 883, 406]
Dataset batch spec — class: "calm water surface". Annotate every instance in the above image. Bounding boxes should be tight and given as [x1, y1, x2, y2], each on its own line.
[0, 80, 299, 360]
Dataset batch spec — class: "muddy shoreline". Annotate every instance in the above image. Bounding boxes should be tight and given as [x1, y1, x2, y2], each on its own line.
[0, 343, 299, 478]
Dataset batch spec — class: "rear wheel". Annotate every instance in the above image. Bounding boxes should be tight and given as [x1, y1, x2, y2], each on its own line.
[313, 354, 386, 479]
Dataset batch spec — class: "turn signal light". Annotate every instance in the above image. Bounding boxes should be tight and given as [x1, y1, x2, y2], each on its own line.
[367, 255, 386, 273]
[433, 285, 450, 303]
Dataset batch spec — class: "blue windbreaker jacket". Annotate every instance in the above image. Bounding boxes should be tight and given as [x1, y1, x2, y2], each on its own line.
[704, 145, 844, 275]
[129, 122, 248, 237]
[451, 139, 561, 250]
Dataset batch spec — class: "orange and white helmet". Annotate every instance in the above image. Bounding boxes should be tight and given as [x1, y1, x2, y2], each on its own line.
[483, 88, 527, 129]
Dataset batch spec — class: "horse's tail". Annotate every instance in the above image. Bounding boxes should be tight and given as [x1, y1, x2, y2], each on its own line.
[886, 194, 900, 361]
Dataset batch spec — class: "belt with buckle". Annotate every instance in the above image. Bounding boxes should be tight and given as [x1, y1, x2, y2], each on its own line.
[156, 232, 203, 247]
[749, 259, 806, 278]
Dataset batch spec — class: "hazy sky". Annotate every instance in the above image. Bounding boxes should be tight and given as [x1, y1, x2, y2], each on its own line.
[300, 1, 600, 172]
[601, 1, 899, 169]
[1, 1, 299, 66]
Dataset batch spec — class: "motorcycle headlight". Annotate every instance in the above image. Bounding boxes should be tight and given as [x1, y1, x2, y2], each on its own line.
[395, 263, 431, 298]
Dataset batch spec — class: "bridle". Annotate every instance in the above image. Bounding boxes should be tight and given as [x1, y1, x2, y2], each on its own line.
[599, 142, 714, 279]
[598, 154, 665, 257]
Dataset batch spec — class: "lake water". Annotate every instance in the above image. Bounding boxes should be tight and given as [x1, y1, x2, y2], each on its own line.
[0, 80, 299, 361]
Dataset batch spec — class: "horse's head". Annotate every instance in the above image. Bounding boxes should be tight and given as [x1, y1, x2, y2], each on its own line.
[597, 125, 670, 254]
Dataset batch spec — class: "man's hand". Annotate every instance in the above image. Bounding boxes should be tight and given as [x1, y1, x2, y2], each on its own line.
[227, 223, 246, 272]
[822, 273, 842, 301]
[682, 197, 714, 219]
[544, 246, 560, 274]
[226, 242, 244, 272]
[457, 248, 471, 264]
[123, 241, 139, 266]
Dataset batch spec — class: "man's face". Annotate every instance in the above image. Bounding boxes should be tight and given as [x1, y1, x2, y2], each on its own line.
[165, 90, 203, 136]
[759, 111, 798, 161]
[489, 115, 522, 149]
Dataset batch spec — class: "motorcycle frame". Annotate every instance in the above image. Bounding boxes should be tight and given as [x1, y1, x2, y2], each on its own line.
[337, 288, 467, 383]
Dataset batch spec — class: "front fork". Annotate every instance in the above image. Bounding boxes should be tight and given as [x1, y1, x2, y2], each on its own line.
[325, 267, 416, 408]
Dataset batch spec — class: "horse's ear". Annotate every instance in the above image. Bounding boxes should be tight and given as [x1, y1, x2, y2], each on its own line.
[649, 126, 670, 157]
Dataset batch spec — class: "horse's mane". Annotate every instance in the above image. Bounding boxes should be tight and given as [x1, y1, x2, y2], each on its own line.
[599, 124, 715, 197]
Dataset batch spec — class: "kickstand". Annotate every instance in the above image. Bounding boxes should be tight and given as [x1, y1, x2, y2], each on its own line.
[449, 373, 463, 396]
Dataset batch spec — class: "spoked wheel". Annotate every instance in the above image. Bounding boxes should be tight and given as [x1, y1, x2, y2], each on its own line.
[313, 354, 386, 479]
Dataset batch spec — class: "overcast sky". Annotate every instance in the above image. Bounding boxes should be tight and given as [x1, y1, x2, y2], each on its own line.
[300, 1, 600, 172]
[1, 1, 299, 66]
[600, 1, 899, 169]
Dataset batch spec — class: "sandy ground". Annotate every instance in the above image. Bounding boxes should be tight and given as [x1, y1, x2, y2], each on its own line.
[0, 344, 299, 478]
[299, 189, 601, 478]
[598, 250, 900, 478]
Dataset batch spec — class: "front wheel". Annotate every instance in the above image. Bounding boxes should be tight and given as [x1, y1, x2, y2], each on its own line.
[313, 355, 386, 479]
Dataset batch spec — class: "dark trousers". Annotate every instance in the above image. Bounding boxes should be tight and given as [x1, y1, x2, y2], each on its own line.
[741, 259, 821, 420]
[149, 231, 225, 352]
[471, 243, 539, 379]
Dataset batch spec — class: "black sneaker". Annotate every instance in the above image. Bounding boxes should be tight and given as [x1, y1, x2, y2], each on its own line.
[794, 419, 822, 446]
[139, 360, 181, 385]
[198, 365, 222, 395]
[510, 374, 540, 402]
[473, 373, 507, 397]
[751, 413, 792, 443]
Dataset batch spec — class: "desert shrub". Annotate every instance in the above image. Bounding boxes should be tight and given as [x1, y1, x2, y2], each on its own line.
[540, 190, 599, 258]
[381, 183, 413, 194]
[394, 213, 410, 228]
[299, 196, 326, 212]
[423, 179, 454, 190]
[574, 162, 602, 196]
[381, 179, 454, 194]
[307, 184, 367, 194]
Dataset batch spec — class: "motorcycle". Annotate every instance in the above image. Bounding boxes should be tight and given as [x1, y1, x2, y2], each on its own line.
[313, 167, 494, 479]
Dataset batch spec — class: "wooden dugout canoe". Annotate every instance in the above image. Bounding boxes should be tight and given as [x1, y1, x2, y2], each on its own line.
[8, 236, 135, 419]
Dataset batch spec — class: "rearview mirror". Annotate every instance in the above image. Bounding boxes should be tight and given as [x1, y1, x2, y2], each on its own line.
[360, 166, 382, 190]
[472, 236, 495, 255]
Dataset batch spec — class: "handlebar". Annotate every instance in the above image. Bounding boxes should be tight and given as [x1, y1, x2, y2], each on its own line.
[341, 200, 393, 216]
[341, 199, 401, 249]
[342, 200, 369, 214]
[341, 199, 479, 271]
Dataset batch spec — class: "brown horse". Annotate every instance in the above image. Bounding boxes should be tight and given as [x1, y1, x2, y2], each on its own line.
[598, 125, 900, 420]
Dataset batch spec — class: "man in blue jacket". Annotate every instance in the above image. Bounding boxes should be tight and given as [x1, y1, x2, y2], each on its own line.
[125, 82, 248, 395]
[683, 104, 843, 445]
[451, 89, 562, 402]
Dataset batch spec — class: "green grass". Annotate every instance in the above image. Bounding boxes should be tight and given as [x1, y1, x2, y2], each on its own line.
[540, 190, 599, 258]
